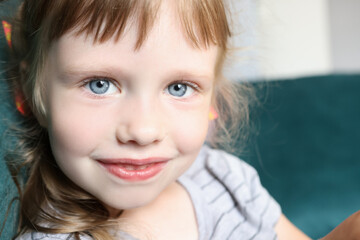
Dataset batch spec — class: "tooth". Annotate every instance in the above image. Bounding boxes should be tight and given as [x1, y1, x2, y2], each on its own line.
[139, 165, 148, 170]
[124, 165, 136, 170]
[120, 163, 154, 170]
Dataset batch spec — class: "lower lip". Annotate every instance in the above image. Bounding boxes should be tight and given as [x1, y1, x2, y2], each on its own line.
[98, 161, 167, 181]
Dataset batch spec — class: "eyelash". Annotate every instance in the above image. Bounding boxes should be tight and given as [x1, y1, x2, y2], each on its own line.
[81, 77, 120, 96]
[170, 80, 200, 91]
[80, 78, 201, 96]
[166, 80, 201, 99]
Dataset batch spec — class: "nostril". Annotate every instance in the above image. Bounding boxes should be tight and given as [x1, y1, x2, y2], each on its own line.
[116, 123, 165, 146]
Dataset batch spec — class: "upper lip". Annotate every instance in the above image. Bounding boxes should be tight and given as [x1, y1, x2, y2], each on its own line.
[97, 157, 170, 165]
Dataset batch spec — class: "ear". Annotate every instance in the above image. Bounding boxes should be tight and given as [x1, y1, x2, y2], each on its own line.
[14, 88, 27, 116]
[209, 106, 218, 120]
[18, 61, 48, 128]
[14, 61, 29, 116]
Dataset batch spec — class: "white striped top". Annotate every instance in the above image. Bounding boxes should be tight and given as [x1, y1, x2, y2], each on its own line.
[16, 146, 281, 240]
[177, 145, 281, 240]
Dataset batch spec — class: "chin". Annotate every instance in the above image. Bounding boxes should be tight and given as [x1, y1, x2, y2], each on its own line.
[100, 191, 158, 212]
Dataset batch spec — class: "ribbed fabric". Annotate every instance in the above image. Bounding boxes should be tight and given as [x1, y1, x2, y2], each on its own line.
[16, 146, 281, 240]
[177, 145, 281, 240]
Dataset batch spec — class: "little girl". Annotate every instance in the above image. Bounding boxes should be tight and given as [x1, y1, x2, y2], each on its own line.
[3, 0, 359, 239]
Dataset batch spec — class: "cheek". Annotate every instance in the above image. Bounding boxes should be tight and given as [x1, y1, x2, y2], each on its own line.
[47, 98, 112, 158]
[170, 107, 210, 153]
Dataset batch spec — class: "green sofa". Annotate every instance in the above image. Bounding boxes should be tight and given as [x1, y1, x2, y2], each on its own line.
[1, 1, 22, 239]
[242, 75, 360, 239]
[1, 1, 359, 239]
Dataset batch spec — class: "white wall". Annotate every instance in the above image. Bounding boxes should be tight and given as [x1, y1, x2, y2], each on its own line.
[329, 0, 360, 73]
[223, 0, 261, 81]
[257, 0, 332, 79]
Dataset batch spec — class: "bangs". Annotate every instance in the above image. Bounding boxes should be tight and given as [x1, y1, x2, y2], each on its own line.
[178, 0, 231, 48]
[24, 0, 230, 49]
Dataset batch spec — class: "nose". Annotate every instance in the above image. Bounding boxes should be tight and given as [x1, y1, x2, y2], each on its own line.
[116, 100, 165, 146]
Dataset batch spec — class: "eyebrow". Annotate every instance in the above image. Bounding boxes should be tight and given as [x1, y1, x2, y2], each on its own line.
[58, 67, 214, 83]
[58, 67, 129, 81]
[167, 69, 215, 81]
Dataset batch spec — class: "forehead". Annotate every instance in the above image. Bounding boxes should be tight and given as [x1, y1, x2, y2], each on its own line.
[37, 0, 229, 52]
[48, 3, 219, 79]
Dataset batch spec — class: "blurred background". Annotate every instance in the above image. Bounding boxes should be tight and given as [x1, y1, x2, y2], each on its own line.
[1, 1, 359, 239]
[225, 0, 360, 80]
[225, 1, 360, 239]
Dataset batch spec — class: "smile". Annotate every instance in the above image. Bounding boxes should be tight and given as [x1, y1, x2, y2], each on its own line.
[97, 158, 169, 181]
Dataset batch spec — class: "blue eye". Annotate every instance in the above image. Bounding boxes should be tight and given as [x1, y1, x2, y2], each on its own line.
[167, 83, 194, 97]
[85, 79, 117, 95]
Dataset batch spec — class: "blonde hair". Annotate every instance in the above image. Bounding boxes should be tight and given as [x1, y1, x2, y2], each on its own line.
[6, 0, 253, 239]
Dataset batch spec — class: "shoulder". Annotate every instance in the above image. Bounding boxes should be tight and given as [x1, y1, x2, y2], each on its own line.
[15, 230, 140, 240]
[181, 145, 282, 240]
[15, 231, 92, 240]
[192, 146, 275, 204]
[187, 145, 264, 191]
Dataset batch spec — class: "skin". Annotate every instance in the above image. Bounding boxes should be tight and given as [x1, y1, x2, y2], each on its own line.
[44, 1, 217, 214]
[319, 211, 360, 240]
[39, 0, 359, 239]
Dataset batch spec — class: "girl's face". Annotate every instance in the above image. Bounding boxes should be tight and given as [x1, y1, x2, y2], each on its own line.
[43, 3, 218, 210]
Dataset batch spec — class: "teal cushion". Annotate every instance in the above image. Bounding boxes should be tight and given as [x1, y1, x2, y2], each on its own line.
[0, 1, 22, 239]
[0, 1, 359, 239]
[242, 75, 360, 239]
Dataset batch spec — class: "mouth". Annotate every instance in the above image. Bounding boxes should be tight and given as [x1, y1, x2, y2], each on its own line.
[97, 158, 169, 181]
